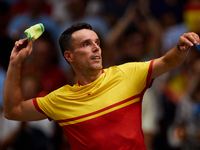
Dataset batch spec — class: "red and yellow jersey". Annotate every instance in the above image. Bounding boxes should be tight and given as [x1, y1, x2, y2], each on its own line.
[33, 60, 154, 150]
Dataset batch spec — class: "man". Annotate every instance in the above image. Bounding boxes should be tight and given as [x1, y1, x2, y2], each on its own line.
[3, 23, 200, 150]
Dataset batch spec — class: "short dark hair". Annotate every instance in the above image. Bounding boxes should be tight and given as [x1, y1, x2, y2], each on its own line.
[59, 23, 93, 56]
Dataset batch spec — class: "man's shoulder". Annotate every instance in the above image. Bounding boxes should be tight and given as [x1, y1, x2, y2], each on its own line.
[106, 61, 152, 71]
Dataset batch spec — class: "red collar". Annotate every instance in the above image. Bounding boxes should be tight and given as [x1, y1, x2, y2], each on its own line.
[78, 69, 105, 86]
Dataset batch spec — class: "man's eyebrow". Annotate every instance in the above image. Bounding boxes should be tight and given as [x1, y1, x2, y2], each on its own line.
[81, 38, 100, 44]
[80, 39, 90, 45]
[96, 38, 100, 43]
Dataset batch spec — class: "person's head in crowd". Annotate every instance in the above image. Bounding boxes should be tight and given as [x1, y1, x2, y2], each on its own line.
[21, 73, 42, 99]
[32, 31, 59, 69]
[67, 0, 89, 20]
[117, 24, 146, 64]
[0, 1, 11, 35]
[26, 0, 51, 16]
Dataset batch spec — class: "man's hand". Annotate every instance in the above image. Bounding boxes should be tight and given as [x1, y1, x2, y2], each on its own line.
[151, 32, 200, 79]
[178, 32, 200, 52]
[10, 38, 33, 64]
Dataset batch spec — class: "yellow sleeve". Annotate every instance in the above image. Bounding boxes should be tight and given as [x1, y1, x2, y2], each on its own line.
[117, 60, 154, 89]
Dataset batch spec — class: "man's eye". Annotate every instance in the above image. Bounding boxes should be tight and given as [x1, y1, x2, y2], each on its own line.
[84, 42, 89, 46]
[96, 42, 100, 46]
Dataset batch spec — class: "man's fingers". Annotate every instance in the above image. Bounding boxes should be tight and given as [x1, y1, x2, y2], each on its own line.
[27, 39, 33, 55]
[17, 38, 31, 49]
[180, 36, 193, 47]
[182, 32, 200, 46]
[178, 32, 200, 52]
[14, 38, 29, 51]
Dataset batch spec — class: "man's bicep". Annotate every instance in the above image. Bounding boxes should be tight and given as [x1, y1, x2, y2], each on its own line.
[17, 99, 47, 121]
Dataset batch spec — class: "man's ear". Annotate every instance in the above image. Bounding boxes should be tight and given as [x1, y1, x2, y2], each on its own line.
[64, 51, 73, 63]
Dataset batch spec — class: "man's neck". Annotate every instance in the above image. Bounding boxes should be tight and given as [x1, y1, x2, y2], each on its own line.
[77, 69, 103, 86]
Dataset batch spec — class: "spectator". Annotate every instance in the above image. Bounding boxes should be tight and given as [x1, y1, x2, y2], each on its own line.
[142, 88, 160, 150]
[9, 0, 52, 19]
[7, 0, 59, 41]
[168, 78, 200, 150]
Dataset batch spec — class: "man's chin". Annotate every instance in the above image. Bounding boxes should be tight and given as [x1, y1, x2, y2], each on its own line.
[91, 64, 103, 71]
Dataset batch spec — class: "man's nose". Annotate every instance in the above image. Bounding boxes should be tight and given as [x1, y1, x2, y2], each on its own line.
[92, 42, 100, 52]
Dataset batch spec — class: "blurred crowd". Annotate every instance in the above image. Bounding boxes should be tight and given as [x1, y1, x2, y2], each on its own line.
[1, 0, 200, 150]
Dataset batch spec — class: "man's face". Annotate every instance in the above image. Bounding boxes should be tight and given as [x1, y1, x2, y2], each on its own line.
[68, 29, 102, 72]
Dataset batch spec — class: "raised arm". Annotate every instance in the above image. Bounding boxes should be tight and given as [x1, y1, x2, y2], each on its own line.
[151, 32, 200, 79]
[3, 38, 47, 121]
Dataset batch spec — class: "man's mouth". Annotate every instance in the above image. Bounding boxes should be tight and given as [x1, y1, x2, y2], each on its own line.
[91, 56, 100, 60]
[91, 54, 101, 60]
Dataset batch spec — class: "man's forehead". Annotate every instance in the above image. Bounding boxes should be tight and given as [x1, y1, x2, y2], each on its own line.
[72, 29, 99, 41]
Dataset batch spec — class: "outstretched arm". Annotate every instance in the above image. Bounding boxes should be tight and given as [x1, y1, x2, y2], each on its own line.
[3, 38, 47, 121]
[151, 32, 200, 79]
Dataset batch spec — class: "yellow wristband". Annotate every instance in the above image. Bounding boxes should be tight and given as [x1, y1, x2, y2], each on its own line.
[24, 23, 45, 41]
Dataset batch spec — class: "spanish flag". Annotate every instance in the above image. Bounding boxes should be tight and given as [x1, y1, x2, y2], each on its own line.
[183, 1, 200, 33]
